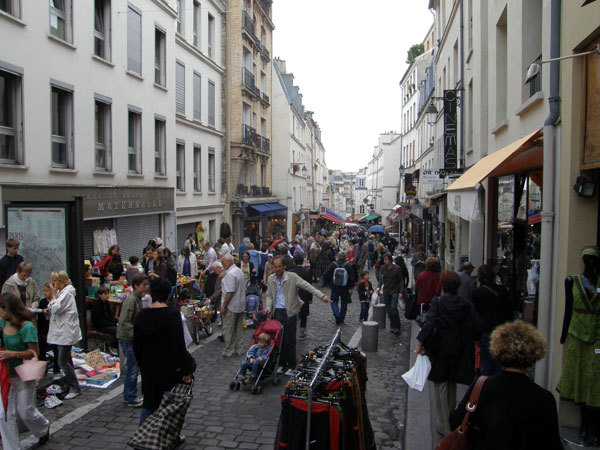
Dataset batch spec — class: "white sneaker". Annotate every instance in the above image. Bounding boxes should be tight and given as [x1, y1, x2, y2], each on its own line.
[52, 371, 65, 381]
[284, 369, 295, 376]
[64, 391, 80, 400]
[44, 395, 63, 409]
[46, 384, 63, 395]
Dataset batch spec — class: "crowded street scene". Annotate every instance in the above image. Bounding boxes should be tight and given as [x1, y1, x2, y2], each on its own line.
[1, 0, 600, 449]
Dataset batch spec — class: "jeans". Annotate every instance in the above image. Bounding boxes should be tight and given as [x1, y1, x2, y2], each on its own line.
[383, 292, 402, 330]
[56, 345, 80, 393]
[330, 288, 350, 322]
[480, 331, 502, 376]
[274, 309, 297, 369]
[240, 358, 265, 378]
[120, 340, 140, 403]
[359, 301, 370, 321]
[139, 407, 153, 426]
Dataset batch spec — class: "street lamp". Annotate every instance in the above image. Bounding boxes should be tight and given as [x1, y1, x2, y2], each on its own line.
[291, 163, 308, 177]
[524, 44, 599, 83]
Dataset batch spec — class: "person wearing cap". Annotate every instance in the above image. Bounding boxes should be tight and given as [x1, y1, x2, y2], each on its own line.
[457, 261, 476, 302]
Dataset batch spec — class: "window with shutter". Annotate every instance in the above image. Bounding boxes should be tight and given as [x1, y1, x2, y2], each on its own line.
[208, 80, 215, 126]
[127, 5, 142, 75]
[176, 61, 185, 115]
[193, 72, 201, 121]
[193, 145, 201, 192]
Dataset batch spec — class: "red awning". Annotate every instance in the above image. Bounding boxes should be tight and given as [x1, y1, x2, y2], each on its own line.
[308, 214, 320, 220]
[528, 213, 541, 225]
[322, 213, 345, 226]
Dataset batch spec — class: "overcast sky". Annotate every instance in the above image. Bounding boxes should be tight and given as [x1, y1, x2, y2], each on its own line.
[272, 1, 433, 172]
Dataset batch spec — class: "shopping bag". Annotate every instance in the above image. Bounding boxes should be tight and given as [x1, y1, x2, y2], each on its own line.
[401, 354, 431, 392]
[404, 293, 419, 320]
[371, 291, 379, 305]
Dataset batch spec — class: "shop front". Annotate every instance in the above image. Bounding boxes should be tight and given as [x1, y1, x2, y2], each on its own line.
[241, 201, 287, 245]
[447, 129, 543, 320]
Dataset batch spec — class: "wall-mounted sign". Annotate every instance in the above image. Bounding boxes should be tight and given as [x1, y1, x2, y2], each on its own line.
[404, 173, 416, 197]
[444, 90, 458, 169]
[421, 169, 442, 183]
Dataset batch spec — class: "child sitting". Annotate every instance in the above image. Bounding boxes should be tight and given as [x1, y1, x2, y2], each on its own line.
[357, 270, 373, 322]
[240, 333, 272, 382]
[91, 286, 118, 344]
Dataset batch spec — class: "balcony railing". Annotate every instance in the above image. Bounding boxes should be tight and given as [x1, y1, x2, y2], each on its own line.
[260, 44, 270, 60]
[528, 55, 542, 98]
[251, 185, 262, 196]
[261, 186, 270, 196]
[261, 91, 270, 105]
[242, 68, 260, 97]
[237, 184, 248, 196]
[259, 136, 270, 154]
[242, 11, 259, 43]
[242, 124, 259, 147]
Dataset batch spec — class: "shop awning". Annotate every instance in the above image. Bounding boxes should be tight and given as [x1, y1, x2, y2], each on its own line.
[326, 209, 344, 221]
[248, 202, 287, 215]
[358, 214, 380, 223]
[528, 212, 541, 225]
[446, 129, 543, 191]
[321, 213, 345, 226]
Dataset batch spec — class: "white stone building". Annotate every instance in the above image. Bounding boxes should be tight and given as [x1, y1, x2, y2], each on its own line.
[366, 132, 402, 224]
[0, 0, 188, 264]
[173, 0, 225, 248]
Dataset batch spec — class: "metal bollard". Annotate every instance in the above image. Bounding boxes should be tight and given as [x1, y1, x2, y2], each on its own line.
[361, 321, 379, 352]
[372, 303, 387, 329]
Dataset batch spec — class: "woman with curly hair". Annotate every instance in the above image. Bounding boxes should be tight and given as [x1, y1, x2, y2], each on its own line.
[449, 321, 562, 449]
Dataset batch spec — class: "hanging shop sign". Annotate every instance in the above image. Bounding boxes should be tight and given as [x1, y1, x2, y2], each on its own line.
[421, 169, 442, 183]
[443, 89, 458, 169]
[404, 174, 416, 197]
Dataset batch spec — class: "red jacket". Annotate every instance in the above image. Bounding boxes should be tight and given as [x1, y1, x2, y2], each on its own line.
[414, 270, 441, 305]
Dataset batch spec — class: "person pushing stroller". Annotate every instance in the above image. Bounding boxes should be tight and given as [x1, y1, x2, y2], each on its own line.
[239, 332, 272, 383]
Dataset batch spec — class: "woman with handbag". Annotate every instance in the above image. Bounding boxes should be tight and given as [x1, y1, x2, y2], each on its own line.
[0, 293, 50, 449]
[448, 321, 562, 449]
[415, 270, 479, 436]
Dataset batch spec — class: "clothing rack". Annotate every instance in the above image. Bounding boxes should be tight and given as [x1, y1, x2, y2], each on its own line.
[304, 327, 341, 450]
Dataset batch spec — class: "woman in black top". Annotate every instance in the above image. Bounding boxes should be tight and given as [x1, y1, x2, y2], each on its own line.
[133, 278, 194, 429]
[449, 321, 562, 450]
[107, 254, 124, 282]
[471, 264, 512, 375]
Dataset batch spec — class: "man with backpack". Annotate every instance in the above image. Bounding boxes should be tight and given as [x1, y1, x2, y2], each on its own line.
[379, 253, 405, 335]
[324, 252, 356, 325]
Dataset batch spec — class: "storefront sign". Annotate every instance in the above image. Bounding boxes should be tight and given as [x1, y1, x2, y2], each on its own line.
[75, 187, 175, 219]
[404, 174, 416, 197]
[443, 90, 458, 169]
[421, 169, 442, 183]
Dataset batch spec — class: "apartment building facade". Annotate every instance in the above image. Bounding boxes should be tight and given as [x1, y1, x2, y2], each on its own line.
[223, 0, 276, 246]
[173, 0, 226, 247]
[366, 132, 401, 224]
[0, 0, 182, 275]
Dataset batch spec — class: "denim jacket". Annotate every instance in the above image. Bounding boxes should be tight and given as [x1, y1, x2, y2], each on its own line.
[246, 343, 272, 360]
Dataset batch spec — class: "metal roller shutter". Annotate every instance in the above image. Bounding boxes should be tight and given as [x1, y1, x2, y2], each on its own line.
[115, 215, 160, 261]
[83, 218, 114, 259]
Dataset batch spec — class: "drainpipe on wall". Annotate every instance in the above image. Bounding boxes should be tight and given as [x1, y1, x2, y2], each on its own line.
[536, 0, 561, 390]
[454, 0, 465, 272]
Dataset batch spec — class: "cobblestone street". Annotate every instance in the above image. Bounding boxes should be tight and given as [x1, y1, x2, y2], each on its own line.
[21, 272, 411, 450]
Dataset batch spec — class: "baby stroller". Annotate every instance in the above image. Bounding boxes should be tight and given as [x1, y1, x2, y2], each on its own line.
[245, 278, 263, 327]
[229, 317, 283, 394]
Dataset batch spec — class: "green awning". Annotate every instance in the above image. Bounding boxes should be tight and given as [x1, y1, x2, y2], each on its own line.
[358, 214, 380, 223]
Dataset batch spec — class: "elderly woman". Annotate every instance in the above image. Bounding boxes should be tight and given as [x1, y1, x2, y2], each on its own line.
[0, 293, 50, 448]
[415, 270, 479, 436]
[47, 271, 82, 399]
[1, 262, 40, 310]
[449, 321, 562, 449]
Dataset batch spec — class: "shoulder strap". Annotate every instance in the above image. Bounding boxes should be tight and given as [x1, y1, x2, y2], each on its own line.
[482, 285, 500, 298]
[458, 376, 487, 431]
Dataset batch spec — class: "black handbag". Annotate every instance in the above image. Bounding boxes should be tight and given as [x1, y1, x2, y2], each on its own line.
[422, 298, 441, 355]
[404, 293, 419, 320]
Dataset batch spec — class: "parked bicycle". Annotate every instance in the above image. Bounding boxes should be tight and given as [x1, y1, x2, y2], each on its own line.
[191, 302, 214, 344]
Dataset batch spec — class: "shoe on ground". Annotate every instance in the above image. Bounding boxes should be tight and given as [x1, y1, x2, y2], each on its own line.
[64, 391, 80, 400]
[222, 352, 233, 358]
[38, 425, 50, 445]
[46, 384, 63, 395]
[298, 332, 307, 340]
[52, 371, 65, 381]
[277, 366, 284, 374]
[44, 395, 63, 409]
[284, 368, 295, 376]
[125, 397, 144, 407]
[176, 433, 186, 447]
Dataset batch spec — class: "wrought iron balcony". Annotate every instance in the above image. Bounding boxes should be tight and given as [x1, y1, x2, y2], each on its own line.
[237, 184, 248, 196]
[242, 11, 259, 43]
[242, 124, 257, 146]
[261, 186, 270, 196]
[259, 136, 270, 154]
[251, 185, 262, 197]
[261, 91, 270, 105]
[242, 68, 260, 97]
[260, 44, 270, 60]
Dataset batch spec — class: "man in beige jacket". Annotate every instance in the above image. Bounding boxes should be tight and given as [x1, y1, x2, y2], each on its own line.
[264, 257, 329, 375]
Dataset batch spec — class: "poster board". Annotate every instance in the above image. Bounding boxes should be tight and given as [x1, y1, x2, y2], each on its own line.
[6, 206, 68, 288]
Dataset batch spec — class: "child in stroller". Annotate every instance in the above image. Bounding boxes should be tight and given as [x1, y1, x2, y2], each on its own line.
[245, 278, 263, 326]
[239, 332, 272, 383]
[230, 315, 282, 394]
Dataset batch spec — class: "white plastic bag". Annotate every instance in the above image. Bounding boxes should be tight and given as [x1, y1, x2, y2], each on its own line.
[401, 354, 431, 392]
[371, 291, 379, 305]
